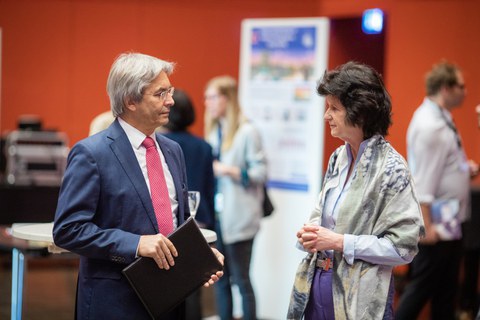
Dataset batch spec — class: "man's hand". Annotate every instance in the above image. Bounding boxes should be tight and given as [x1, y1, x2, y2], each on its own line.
[138, 234, 178, 270]
[468, 159, 479, 178]
[419, 203, 439, 245]
[419, 225, 439, 245]
[203, 247, 224, 287]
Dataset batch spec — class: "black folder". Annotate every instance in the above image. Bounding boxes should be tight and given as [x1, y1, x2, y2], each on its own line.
[122, 217, 223, 319]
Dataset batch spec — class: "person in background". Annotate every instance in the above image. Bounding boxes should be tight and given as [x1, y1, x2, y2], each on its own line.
[457, 103, 480, 320]
[396, 61, 478, 320]
[89, 110, 115, 135]
[53, 52, 223, 320]
[287, 61, 424, 320]
[161, 88, 216, 320]
[162, 89, 215, 231]
[204, 75, 267, 320]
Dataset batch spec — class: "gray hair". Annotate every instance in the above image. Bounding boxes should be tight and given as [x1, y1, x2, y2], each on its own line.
[106, 52, 174, 117]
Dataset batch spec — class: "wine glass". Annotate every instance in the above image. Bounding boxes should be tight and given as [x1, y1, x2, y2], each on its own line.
[188, 191, 201, 219]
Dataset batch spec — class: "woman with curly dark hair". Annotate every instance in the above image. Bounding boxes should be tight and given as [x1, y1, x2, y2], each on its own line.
[288, 61, 424, 320]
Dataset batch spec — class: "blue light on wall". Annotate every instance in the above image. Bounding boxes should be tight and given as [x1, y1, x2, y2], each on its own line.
[362, 8, 384, 34]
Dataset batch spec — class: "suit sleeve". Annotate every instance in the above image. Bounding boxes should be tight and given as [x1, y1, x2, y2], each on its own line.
[53, 142, 140, 264]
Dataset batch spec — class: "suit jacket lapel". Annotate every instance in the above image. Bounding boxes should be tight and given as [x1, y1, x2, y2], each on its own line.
[156, 134, 185, 220]
[107, 120, 159, 232]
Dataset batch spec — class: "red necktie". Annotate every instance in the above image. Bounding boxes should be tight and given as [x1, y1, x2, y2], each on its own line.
[142, 137, 174, 235]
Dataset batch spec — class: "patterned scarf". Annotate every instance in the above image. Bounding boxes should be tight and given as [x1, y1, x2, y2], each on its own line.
[287, 136, 424, 319]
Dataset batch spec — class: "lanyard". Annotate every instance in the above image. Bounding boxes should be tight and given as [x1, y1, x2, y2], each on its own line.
[213, 123, 222, 160]
[437, 106, 462, 149]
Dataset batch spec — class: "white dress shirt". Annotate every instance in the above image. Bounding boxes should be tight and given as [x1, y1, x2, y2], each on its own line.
[118, 117, 178, 229]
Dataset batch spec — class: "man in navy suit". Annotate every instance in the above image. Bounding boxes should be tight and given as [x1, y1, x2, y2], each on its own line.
[53, 52, 223, 320]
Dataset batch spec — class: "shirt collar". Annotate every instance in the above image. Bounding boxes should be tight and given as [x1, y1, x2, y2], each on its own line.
[345, 137, 371, 166]
[118, 117, 156, 149]
[425, 97, 453, 121]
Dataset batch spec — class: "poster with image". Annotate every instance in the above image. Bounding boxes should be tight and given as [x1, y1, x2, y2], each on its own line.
[239, 18, 329, 193]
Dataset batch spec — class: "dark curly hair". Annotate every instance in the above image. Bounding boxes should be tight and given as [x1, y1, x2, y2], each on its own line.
[317, 61, 392, 139]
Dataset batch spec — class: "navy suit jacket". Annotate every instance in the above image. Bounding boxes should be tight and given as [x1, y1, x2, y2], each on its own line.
[53, 119, 189, 320]
[163, 131, 215, 230]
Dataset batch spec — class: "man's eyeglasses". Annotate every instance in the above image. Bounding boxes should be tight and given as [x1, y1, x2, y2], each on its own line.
[145, 87, 175, 101]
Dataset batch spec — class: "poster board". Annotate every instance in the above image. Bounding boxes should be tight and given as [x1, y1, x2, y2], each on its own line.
[239, 17, 329, 193]
[239, 18, 330, 319]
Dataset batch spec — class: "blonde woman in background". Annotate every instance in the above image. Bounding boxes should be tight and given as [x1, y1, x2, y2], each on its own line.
[88, 110, 115, 136]
[204, 76, 267, 320]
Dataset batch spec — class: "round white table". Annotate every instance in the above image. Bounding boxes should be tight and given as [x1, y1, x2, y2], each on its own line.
[200, 228, 217, 244]
[11, 222, 54, 242]
[12, 222, 217, 245]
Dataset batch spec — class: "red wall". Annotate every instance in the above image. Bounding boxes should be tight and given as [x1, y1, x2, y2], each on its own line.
[1, 0, 479, 169]
[325, 16, 386, 163]
[0, 0, 320, 144]
[385, 1, 480, 163]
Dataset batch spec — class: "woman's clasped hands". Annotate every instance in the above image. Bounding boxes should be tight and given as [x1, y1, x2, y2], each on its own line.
[297, 224, 344, 253]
